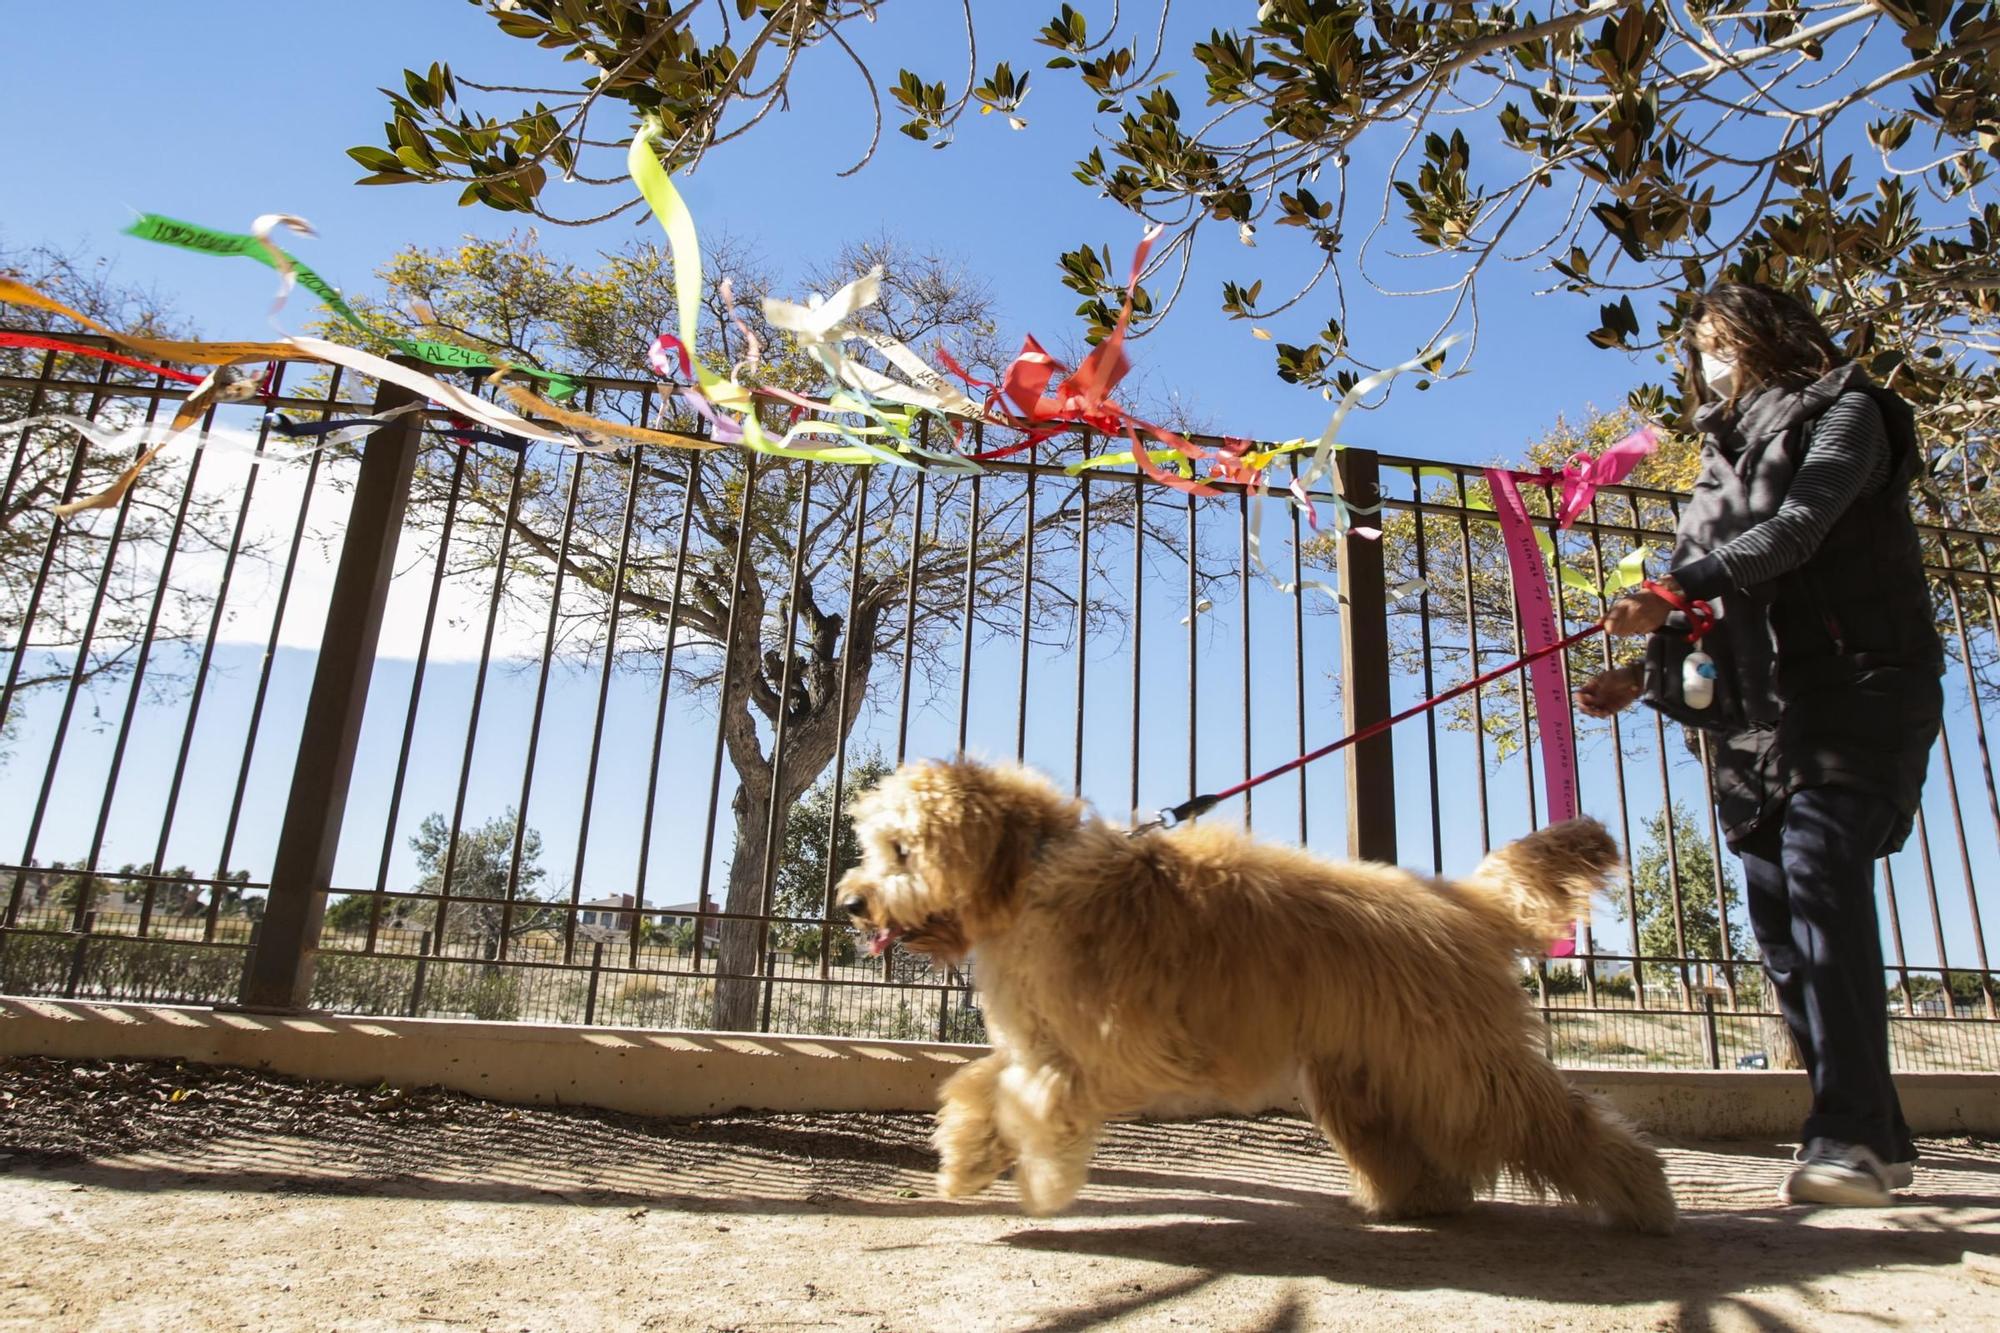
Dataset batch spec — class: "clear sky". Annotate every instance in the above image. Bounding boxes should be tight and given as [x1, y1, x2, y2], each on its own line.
[2, 4, 1994, 982]
[0, 1, 1654, 457]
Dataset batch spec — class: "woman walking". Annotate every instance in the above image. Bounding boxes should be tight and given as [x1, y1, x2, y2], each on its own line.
[1576, 282, 1944, 1206]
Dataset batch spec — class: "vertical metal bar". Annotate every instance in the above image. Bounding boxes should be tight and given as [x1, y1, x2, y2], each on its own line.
[1907, 807, 1958, 1018]
[434, 448, 531, 954]
[1130, 480, 1145, 821]
[1651, 709, 1694, 1005]
[239, 370, 426, 1009]
[1700, 993, 1721, 1070]
[1586, 488, 1645, 1008]
[1881, 856, 1916, 1013]
[64, 912, 96, 1000]
[694, 452, 763, 971]
[819, 468, 872, 978]
[1409, 468, 1443, 872]
[584, 942, 604, 1026]
[207, 369, 348, 921]
[567, 442, 645, 964]
[496, 451, 585, 958]
[894, 465, 927, 764]
[1695, 733, 1738, 1001]
[632, 447, 702, 968]
[1238, 490, 1253, 829]
[1503, 509, 1540, 832]
[1939, 559, 1995, 1013]
[363, 442, 468, 953]
[1454, 470, 1491, 854]
[956, 472, 983, 756]
[1186, 489, 1199, 812]
[1334, 449, 1395, 864]
[1072, 469, 1091, 797]
[1015, 441, 1036, 764]
[757, 462, 817, 1029]
[1291, 482, 1308, 845]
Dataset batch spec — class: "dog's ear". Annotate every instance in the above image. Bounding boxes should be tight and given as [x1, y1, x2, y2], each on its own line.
[907, 760, 1082, 936]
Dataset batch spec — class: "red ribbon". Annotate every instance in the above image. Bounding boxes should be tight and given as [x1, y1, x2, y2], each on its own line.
[0, 331, 205, 384]
[1642, 579, 1716, 643]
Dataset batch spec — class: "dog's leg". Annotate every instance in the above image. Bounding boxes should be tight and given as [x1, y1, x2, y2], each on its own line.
[1492, 1061, 1678, 1235]
[993, 1060, 1100, 1217]
[933, 1054, 1017, 1199]
[1303, 1064, 1475, 1222]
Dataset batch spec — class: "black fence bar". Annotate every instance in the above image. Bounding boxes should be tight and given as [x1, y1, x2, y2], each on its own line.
[3, 339, 1996, 1071]
[1335, 448, 1395, 864]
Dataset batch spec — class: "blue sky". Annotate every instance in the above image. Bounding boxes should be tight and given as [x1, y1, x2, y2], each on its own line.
[0, 1, 1653, 455]
[3, 4, 1995, 978]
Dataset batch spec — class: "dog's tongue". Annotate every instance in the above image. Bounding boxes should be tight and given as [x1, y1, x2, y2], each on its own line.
[866, 927, 903, 957]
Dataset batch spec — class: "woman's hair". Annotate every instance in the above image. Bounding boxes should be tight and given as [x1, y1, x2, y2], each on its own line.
[1684, 282, 1845, 407]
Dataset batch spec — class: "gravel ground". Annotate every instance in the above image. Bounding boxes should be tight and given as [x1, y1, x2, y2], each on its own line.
[3, 1056, 1998, 1331]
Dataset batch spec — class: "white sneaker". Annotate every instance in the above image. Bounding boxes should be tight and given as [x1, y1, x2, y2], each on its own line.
[1887, 1158, 1916, 1190]
[1780, 1139, 1895, 1207]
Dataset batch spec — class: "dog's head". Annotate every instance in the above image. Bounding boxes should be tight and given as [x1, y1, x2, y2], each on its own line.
[836, 758, 1082, 962]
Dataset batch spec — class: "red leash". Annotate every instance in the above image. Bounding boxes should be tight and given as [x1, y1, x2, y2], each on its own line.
[1141, 622, 1609, 830]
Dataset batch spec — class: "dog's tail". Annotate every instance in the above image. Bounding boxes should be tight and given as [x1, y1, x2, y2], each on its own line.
[1458, 818, 1622, 945]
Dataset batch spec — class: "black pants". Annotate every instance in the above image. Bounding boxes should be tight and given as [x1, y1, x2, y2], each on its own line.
[1737, 785, 1913, 1164]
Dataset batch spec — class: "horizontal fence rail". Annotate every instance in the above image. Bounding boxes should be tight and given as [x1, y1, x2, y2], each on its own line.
[2, 332, 1996, 1070]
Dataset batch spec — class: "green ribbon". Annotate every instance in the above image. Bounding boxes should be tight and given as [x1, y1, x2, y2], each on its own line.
[125, 213, 582, 401]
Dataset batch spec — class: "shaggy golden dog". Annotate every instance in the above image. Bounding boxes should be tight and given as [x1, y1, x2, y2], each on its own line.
[836, 758, 1676, 1233]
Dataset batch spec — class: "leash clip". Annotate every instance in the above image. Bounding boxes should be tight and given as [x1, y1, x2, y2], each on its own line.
[1129, 794, 1220, 838]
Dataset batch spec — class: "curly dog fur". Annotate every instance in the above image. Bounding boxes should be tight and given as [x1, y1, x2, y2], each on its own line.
[836, 757, 1677, 1234]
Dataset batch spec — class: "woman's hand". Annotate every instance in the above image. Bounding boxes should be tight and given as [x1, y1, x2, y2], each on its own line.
[1575, 663, 1644, 718]
[1603, 588, 1671, 636]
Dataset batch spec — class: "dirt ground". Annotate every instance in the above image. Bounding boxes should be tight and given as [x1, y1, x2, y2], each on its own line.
[2, 1058, 1998, 1332]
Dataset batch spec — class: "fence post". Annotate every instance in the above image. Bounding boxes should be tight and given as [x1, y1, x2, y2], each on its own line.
[1334, 448, 1397, 864]
[238, 369, 426, 1010]
[1700, 992, 1721, 1070]
[584, 942, 605, 1026]
[410, 928, 434, 1012]
[64, 911, 97, 999]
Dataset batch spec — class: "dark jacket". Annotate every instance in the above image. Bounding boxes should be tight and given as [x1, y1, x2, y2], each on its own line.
[1650, 364, 1943, 851]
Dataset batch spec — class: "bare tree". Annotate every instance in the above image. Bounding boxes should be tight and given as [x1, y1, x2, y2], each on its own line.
[0, 241, 249, 768]
[327, 230, 1205, 1029]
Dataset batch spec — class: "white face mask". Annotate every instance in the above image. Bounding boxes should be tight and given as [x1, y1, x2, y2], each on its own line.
[1700, 350, 1738, 398]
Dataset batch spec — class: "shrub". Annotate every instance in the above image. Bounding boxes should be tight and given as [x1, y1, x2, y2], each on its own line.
[311, 954, 420, 1016]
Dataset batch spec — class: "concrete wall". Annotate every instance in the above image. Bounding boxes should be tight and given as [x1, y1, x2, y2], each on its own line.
[5, 997, 1998, 1139]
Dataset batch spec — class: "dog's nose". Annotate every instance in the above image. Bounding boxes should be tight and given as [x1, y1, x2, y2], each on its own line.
[839, 894, 869, 919]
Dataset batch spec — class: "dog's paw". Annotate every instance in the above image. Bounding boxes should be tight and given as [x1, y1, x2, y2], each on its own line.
[1013, 1158, 1084, 1217]
[936, 1162, 1004, 1200]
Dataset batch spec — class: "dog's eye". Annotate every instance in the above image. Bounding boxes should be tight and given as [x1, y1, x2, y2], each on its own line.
[893, 841, 909, 863]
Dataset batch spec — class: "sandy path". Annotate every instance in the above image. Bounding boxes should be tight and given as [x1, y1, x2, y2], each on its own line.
[3, 1058, 1997, 1331]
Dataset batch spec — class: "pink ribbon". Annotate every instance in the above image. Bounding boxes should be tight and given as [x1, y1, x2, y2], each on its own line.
[1484, 466, 1582, 958]
[1507, 425, 1661, 530]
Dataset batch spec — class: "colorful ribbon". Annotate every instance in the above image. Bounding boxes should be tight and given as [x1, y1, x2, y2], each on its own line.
[0, 331, 206, 384]
[126, 212, 583, 400]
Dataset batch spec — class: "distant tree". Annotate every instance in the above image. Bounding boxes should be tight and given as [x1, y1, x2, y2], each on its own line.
[1618, 800, 1753, 994]
[770, 750, 893, 938]
[330, 810, 561, 958]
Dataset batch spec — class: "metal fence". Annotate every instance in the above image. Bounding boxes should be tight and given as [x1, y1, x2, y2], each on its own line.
[3, 330, 1997, 1071]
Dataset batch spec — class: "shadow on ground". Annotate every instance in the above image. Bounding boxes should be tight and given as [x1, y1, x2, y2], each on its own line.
[5, 1056, 1997, 1331]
